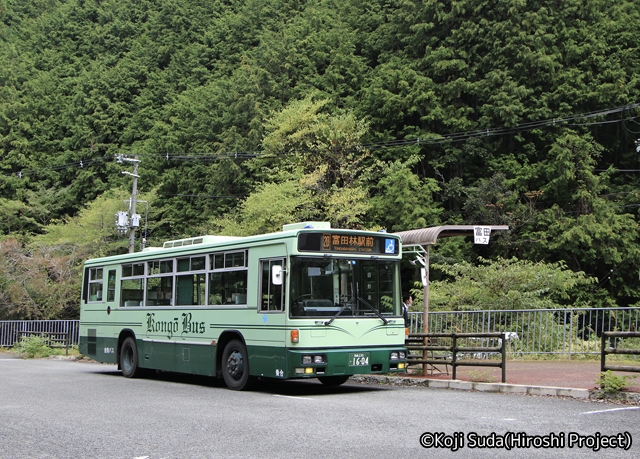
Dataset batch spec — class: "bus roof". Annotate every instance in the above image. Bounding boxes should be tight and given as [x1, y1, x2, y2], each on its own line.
[84, 222, 400, 265]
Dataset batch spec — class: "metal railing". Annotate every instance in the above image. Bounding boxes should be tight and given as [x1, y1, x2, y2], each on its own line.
[408, 307, 640, 357]
[1, 307, 639, 357]
[0, 320, 80, 348]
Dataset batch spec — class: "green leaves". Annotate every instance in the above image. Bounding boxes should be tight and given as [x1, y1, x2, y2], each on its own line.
[370, 157, 442, 232]
[425, 257, 595, 311]
[2, 0, 640, 318]
[208, 180, 315, 236]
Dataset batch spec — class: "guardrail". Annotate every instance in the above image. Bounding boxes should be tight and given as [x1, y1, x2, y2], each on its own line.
[2, 307, 639, 359]
[408, 307, 640, 357]
[406, 332, 507, 382]
[601, 331, 640, 373]
[0, 320, 79, 348]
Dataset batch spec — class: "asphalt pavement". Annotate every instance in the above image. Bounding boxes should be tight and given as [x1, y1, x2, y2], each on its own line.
[1, 351, 638, 400]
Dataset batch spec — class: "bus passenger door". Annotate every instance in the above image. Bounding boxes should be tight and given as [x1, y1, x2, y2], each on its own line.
[255, 258, 287, 378]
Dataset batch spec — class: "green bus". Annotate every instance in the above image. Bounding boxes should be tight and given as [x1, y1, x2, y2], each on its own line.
[79, 222, 407, 390]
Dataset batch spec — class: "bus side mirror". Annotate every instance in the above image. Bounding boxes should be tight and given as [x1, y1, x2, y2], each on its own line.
[272, 265, 284, 286]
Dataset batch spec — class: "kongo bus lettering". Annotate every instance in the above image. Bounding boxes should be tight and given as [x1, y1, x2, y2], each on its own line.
[146, 312, 206, 339]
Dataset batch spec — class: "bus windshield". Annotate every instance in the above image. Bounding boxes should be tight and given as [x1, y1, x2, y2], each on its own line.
[289, 257, 400, 318]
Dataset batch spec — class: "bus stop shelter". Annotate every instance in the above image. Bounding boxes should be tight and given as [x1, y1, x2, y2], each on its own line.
[393, 225, 509, 376]
[393, 225, 509, 333]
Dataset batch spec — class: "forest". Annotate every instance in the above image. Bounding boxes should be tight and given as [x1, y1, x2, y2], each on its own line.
[1, 0, 640, 319]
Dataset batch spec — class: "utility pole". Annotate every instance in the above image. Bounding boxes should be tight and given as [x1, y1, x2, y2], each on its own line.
[117, 155, 141, 253]
[128, 157, 139, 253]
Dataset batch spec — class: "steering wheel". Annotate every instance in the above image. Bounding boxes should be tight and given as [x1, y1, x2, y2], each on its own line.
[292, 294, 316, 303]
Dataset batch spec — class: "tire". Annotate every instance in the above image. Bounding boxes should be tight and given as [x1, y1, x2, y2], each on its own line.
[221, 339, 254, 390]
[120, 336, 143, 378]
[318, 375, 350, 386]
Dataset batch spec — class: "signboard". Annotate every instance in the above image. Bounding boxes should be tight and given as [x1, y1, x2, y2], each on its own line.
[474, 226, 491, 245]
[297, 232, 400, 255]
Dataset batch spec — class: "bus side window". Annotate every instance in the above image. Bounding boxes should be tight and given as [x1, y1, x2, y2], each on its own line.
[107, 270, 116, 302]
[259, 259, 284, 312]
[88, 267, 103, 302]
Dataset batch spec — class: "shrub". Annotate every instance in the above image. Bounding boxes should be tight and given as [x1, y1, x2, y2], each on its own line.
[596, 370, 636, 394]
[13, 335, 58, 358]
[467, 370, 497, 383]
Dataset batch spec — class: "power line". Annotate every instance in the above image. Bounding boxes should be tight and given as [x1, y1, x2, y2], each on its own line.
[161, 194, 242, 199]
[2, 102, 638, 180]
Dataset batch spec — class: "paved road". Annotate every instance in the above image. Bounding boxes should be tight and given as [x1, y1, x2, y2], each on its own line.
[0, 357, 638, 459]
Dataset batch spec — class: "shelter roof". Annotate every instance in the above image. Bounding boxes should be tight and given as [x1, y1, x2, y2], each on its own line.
[393, 225, 509, 246]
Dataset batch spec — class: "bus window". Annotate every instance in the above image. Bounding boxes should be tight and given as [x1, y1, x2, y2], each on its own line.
[176, 256, 206, 306]
[209, 271, 247, 305]
[208, 251, 248, 306]
[288, 257, 400, 318]
[107, 270, 116, 302]
[146, 276, 173, 306]
[121, 263, 144, 307]
[148, 260, 173, 275]
[121, 279, 144, 306]
[88, 268, 103, 302]
[177, 273, 206, 306]
[260, 259, 284, 312]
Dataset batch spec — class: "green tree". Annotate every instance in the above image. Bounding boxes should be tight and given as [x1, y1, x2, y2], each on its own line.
[0, 238, 82, 319]
[421, 257, 595, 312]
[208, 180, 315, 236]
[249, 95, 373, 229]
[520, 133, 640, 306]
[369, 157, 442, 232]
[0, 198, 39, 234]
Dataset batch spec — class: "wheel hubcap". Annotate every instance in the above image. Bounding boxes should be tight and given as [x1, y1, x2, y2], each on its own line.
[123, 347, 133, 372]
[227, 350, 244, 380]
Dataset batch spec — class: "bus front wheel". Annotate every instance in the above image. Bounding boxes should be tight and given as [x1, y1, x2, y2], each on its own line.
[221, 339, 254, 390]
[120, 337, 143, 378]
[318, 375, 350, 386]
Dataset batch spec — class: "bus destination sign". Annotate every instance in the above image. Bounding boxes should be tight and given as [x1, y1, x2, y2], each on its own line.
[298, 232, 399, 255]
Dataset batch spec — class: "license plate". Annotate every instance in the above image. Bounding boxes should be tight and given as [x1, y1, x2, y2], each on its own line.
[348, 352, 370, 367]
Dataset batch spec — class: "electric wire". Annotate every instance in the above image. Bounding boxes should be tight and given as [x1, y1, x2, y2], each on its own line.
[2, 103, 638, 179]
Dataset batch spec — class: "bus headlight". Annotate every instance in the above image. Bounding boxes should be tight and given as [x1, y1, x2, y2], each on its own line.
[302, 354, 326, 364]
[390, 351, 407, 360]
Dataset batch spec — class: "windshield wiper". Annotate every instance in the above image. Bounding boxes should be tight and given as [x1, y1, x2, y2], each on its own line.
[323, 297, 388, 326]
[323, 302, 352, 326]
[355, 296, 389, 325]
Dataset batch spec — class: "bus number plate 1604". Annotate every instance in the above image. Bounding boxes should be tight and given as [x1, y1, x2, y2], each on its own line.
[348, 352, 370, 366]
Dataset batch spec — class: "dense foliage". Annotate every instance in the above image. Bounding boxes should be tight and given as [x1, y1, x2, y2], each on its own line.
[1, 0, 640, 318]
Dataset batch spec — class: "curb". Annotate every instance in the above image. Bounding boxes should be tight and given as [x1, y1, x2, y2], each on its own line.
[350, 374, 640, 403]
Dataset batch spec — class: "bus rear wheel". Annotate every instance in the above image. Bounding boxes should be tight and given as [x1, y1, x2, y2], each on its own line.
[222, 339, 254, 390]
[120, 337, 143, 378]
[318, 375, 350, 386]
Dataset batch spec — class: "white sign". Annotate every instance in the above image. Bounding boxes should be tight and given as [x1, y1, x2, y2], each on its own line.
[474, 226, 491, 245]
